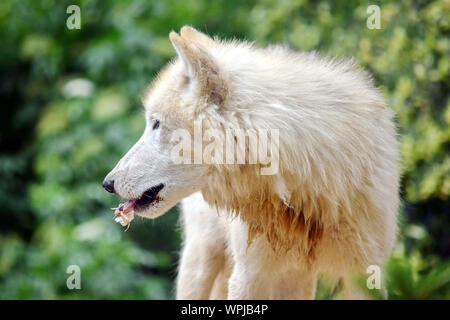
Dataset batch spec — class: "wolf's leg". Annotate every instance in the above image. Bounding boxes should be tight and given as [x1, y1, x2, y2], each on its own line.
[275, 269, 317, 299]
[176, 193, 227, 300]
[227, 218, 317, 300]
[176, 240, 226, 299]
[227, 263, 317, 299]
[209, 258, 232, 299]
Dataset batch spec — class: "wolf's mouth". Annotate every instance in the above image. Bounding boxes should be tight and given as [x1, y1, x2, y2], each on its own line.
[135, 183, 165, 211]
[120, 183, 165, 213]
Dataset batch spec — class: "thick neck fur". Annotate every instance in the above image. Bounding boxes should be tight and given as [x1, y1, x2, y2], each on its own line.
[202, 167, 329, 261]
[197, 42, 398, 264]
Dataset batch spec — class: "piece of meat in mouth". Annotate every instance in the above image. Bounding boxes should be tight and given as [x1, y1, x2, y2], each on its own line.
[111, 183, 165, 229]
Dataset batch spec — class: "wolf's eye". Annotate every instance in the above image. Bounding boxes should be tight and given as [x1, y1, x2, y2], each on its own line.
[152, 119, 160, 130]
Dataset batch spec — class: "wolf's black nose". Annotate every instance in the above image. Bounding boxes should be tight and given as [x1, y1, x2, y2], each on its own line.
[102, 179, 115, 194]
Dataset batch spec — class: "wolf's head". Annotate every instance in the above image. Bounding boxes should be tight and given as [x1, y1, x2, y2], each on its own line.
[103, 26, 230, 219]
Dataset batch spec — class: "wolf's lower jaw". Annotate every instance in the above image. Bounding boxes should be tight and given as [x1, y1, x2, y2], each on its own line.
[134, 204, 170, 219]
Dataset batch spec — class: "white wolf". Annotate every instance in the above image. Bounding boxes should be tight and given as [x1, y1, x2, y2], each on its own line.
[103, 26, 399, 299]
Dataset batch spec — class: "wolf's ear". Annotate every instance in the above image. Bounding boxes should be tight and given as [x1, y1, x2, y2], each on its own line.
[169, 31, 197, 77]
[180, 26, 215, 48]
[169, 31, 226, 106]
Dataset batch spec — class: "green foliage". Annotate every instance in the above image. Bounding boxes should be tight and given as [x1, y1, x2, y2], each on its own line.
[385, 252, 450, 299]
[0, 0, 448, 299]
